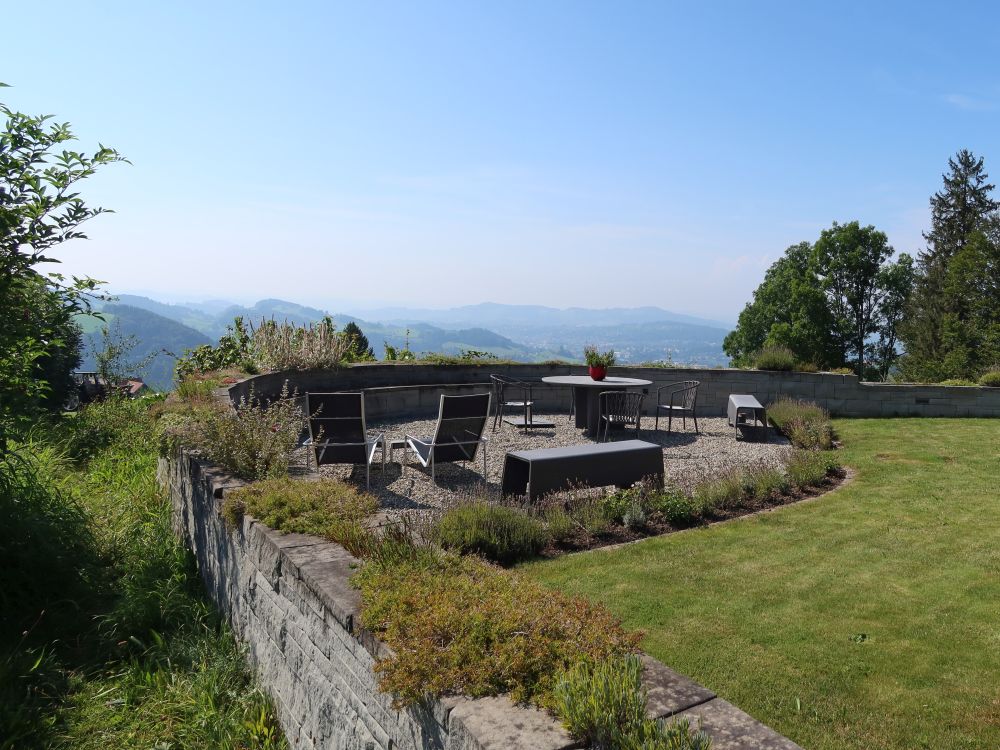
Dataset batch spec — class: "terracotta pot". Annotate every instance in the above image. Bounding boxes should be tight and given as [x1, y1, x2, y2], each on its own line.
[588, 365, 607, 381]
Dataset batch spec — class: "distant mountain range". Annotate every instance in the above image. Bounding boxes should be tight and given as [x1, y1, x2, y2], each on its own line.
[80, 295, 734, 390]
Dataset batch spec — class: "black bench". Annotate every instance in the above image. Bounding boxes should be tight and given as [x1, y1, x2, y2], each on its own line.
[501, 439, 664, 501]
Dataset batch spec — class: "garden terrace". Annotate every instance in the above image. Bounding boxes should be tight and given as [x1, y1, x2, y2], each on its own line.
[231, 363, 1000, 419]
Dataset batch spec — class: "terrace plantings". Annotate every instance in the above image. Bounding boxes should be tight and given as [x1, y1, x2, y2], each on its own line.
[767, 397, 835, 449]
[584, 345, 616, 380]
[751, 345, 798, 371]
[979, 369, 1000, 387]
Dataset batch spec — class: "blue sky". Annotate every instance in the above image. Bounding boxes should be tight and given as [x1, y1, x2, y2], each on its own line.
[5, 1, 999, 320]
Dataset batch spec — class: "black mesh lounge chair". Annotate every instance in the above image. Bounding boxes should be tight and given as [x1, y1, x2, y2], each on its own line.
[405, 393, 491, 483]
[598, 390, 644, 443]
[306, 392, 385, 489]
[655, 380, 699, 433]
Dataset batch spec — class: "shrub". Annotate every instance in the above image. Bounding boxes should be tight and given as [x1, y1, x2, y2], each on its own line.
[768, 397, 834, 450]
[250, 318, 351, 371]
[785, 449, 838, 488]
[542, 504, 577, 543]
[175, 373, 222, 403]
[796, 361, 819, 373]
[553, 655, 713, 749]
[166, 383, 303, 480]
[692, 471, 745, 514]
[354, 551, 642, 710]
[752, 346, 797, 371]
[433, 502, 548, 565]
[222, 478, 377, 544]
[647, 489, 701, 526]
[938, 378, 978, 386]
[977, 370, 1000, 387]
[828, 367, 855, 375]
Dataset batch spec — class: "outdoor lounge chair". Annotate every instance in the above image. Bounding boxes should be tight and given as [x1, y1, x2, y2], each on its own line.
[655, 380, 699, 433]
[404, 393, 491, 483]
[306, 392, 385, 489]
[597, 390, 644, 443]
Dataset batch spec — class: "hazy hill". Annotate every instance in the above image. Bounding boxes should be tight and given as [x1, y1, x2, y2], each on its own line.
[100, 294, 733, 369]
[77, 304, 211, 391]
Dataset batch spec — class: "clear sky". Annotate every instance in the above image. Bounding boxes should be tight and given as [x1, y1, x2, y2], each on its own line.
[5, 1, 1000, 321]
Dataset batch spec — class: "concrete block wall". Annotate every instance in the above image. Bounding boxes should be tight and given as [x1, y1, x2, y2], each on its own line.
[229, 364, 1000, 420]
[160, 450, 804, 750]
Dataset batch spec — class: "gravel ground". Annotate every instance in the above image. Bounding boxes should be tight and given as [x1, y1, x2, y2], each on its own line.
[303, 412, 791, 516]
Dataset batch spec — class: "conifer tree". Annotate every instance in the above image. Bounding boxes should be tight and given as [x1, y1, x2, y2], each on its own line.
[899, 150, 1000, 381]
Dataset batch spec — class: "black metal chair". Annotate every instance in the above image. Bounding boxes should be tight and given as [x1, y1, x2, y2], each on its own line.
[597, 390, 644, 443]
[655, 380, 700, 433]
[490, 374, 534, 431]
[405, 393, 491, 483]
[306, 392, 386, 489]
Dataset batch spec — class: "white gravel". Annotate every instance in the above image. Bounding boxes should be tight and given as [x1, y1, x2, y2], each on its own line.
[303, 412, 791, 514]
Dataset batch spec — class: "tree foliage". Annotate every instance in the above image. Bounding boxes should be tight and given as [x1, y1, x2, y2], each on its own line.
[342, 320, 374, 361]
[724, 225, 913, 379]
[899, 150, 1000, 381]
[0, 85, 125, 447]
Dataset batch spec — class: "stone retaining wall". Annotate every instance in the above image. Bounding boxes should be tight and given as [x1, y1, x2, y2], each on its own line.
[229, 364, 1000, 419]
[160, 449, 803, 749]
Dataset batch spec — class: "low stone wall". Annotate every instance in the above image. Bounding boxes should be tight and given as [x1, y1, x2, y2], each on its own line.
[160, 449, 803, 749]
[229, 364, 1000, 419]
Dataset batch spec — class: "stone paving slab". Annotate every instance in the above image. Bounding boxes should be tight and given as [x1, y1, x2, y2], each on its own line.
[445, 696, 580, 750]
[641, 654, 716, 718]
[673, 698, 803, 749]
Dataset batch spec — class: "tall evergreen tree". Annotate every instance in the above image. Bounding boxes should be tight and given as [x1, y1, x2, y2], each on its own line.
[899, 150, 1000, 381]
[342, 321, 374, 360]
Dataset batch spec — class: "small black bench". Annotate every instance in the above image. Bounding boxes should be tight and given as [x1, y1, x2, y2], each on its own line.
[501, 439, 664, 501]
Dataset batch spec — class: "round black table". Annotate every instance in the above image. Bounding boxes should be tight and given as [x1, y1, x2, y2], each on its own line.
[541, 375, 652, 437]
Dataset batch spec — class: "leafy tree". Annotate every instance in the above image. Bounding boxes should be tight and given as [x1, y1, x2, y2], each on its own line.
[723, 242, 839, 369]
[0, 85, 125, 448]
[725, 225, 914, 378]
[813, 221, 913, 378]
[342, 320, 374, 361]
[900, 150, 1000, 381]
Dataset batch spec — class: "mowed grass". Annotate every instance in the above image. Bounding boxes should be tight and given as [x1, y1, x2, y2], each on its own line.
[521, 419, 1000, 750]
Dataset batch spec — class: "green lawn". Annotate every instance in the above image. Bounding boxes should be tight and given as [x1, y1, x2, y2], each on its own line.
[521, 419, 1000, 750]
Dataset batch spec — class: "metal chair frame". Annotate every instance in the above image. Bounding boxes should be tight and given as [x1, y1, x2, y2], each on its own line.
[655, 380, 700, 433]
[597, 390, 644, 443]
[490, 374, 535, 431]
[405, 393, 491, 484]
[305, 392, 386, 489]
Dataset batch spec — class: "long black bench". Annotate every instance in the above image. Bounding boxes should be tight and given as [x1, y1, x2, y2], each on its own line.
[500, 439, 664, 501]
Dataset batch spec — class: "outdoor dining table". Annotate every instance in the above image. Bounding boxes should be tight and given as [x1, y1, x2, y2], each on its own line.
[541, 375, 652, 437]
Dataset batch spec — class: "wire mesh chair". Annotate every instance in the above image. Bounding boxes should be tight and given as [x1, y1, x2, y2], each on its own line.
[490, 374, 535, 431]
[654, 380, 700, 433]
[597, 390, 644, 443]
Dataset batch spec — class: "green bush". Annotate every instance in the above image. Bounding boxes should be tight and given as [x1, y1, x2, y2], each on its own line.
[553, 655, 713, 749]
[354, 550, 642, 710]
[542, 504, 577, 543]
[433, 502, 548, 565]
[796, 361, 819, 373]
[827, 367, 855, 375]
[768, 397, 834, 450]
[785, 450, 838, 488]
[223, 477, 377, 544]
[977, 370, 1000, 387]
[175, 373, 222, 403]
[752, 346, 797, 371]
[165, 383, 303, 481]
[938, 378, 978, 386]
[692, 471, 745, 514]
[647, 490, 701, 526]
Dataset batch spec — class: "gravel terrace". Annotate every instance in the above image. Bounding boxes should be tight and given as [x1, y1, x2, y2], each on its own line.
[305, 412, 791, 516]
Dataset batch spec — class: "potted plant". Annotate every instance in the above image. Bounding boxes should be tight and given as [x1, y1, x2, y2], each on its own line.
[584, 346, 616, 381]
